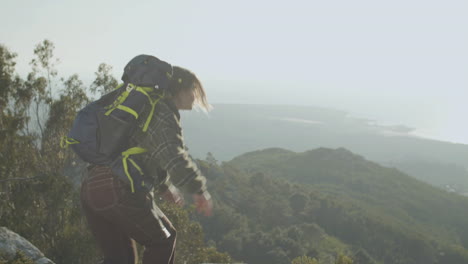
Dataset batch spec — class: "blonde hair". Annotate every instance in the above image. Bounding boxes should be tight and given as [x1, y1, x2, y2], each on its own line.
[168, 66, 212, 112]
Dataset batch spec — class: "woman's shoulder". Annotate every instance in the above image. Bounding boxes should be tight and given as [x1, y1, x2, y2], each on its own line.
[150, 99, 181, 127]
[156, 98, 180, 118]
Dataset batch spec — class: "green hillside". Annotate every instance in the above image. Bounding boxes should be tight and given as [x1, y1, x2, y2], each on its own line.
[194, 148, 468, 264]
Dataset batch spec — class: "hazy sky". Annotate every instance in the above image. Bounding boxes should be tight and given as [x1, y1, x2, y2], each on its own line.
[1, 0, 467, 144]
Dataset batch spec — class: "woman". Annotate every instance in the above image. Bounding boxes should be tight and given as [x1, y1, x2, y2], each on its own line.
[80, 61, 213, 264]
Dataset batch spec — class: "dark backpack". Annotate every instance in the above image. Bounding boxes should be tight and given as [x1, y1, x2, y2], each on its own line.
[61, 55, 172, 193]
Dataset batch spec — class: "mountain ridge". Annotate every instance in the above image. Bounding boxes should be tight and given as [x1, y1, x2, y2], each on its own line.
[181, 104, 468, 193]
[198, 146, 468, 263]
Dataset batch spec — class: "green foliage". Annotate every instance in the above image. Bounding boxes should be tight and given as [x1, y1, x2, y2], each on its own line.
[290, 254, 355, 264]
[159, 201, 233, 264]
[0, 41, 96, 263]
[205, 152, 218, 166]
[194, 148, 468, 264]
[195, 162, 353, 264]
[90, 63, 118, 96]
[0, 40, 231, 264]
[30, 39, 58, 100]
[290, 192, 308, 213]
[0, 45, 18, 110]
[291, 256, 319, 264]
[335, 254, 353, 264]
[0, 251, 34, 264]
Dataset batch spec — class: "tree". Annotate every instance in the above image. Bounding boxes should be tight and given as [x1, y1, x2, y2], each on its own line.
[0, 42, 98, 264]
[206, 152, 218, 166]
[290, 192, 308, 213]
[335, 254, 353, 264]
[90, 63, 118, 97]
[0, 44, 17, 111]
[41, 74, 89, 173]
[266, 248, 290, 264]
[30, 39, 58, 99]
[291, 256, 319, 264]
[159, 202, 233, 264]
[0, 44, 37, 185]
[27, 39, 59, 139]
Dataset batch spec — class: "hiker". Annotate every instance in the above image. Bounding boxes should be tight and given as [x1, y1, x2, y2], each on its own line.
[79, 57, 213, 264]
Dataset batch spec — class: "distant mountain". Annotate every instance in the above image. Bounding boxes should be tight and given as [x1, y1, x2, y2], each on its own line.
[388, 160, 468, 193]
[196, 147, 468, 264]
[181, 104, 468, 193]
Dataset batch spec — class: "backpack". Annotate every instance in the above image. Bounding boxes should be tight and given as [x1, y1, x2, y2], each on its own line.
[61, 55, 173, 193]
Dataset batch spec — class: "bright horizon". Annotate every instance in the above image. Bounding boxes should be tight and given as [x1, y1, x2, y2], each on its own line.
[2, 0, 467, 144]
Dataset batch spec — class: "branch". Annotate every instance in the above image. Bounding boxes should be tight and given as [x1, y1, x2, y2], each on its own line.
[34, 97, 44, 139]
[0, 176, 40, 183]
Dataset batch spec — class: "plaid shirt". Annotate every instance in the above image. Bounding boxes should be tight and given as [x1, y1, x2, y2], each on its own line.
[130, 98, 207, 194]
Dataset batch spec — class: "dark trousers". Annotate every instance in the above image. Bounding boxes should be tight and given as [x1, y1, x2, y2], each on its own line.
[80, 165, 176, 264]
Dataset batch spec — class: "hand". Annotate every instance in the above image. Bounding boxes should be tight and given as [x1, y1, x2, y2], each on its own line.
[193, 191, 213, 217]
[161, 185, 185, 207]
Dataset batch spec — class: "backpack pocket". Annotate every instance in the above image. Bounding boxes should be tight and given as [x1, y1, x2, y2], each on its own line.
[110, 147, 149, 194]
[96, 111, 134, 158]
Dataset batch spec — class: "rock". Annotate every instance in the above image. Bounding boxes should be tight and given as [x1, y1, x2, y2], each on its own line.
[62, 157, 88, 190]
[0, 227, 55, 264]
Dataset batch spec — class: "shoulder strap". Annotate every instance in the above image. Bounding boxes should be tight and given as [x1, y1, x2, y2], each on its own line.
[103, 83, 164, 132]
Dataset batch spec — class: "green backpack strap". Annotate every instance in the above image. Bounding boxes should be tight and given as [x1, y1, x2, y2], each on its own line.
[104, 83, 165, 132]
[104, 83, 138, 117]
[134, 87, 165, 132]
[60, 136, 80, 149]
[122, 147, 148, 193]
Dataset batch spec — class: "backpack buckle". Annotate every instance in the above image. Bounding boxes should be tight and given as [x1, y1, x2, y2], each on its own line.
[126, 83, 135, 92]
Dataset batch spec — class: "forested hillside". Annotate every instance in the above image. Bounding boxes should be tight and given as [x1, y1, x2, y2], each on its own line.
[194, 148, 468, 263]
